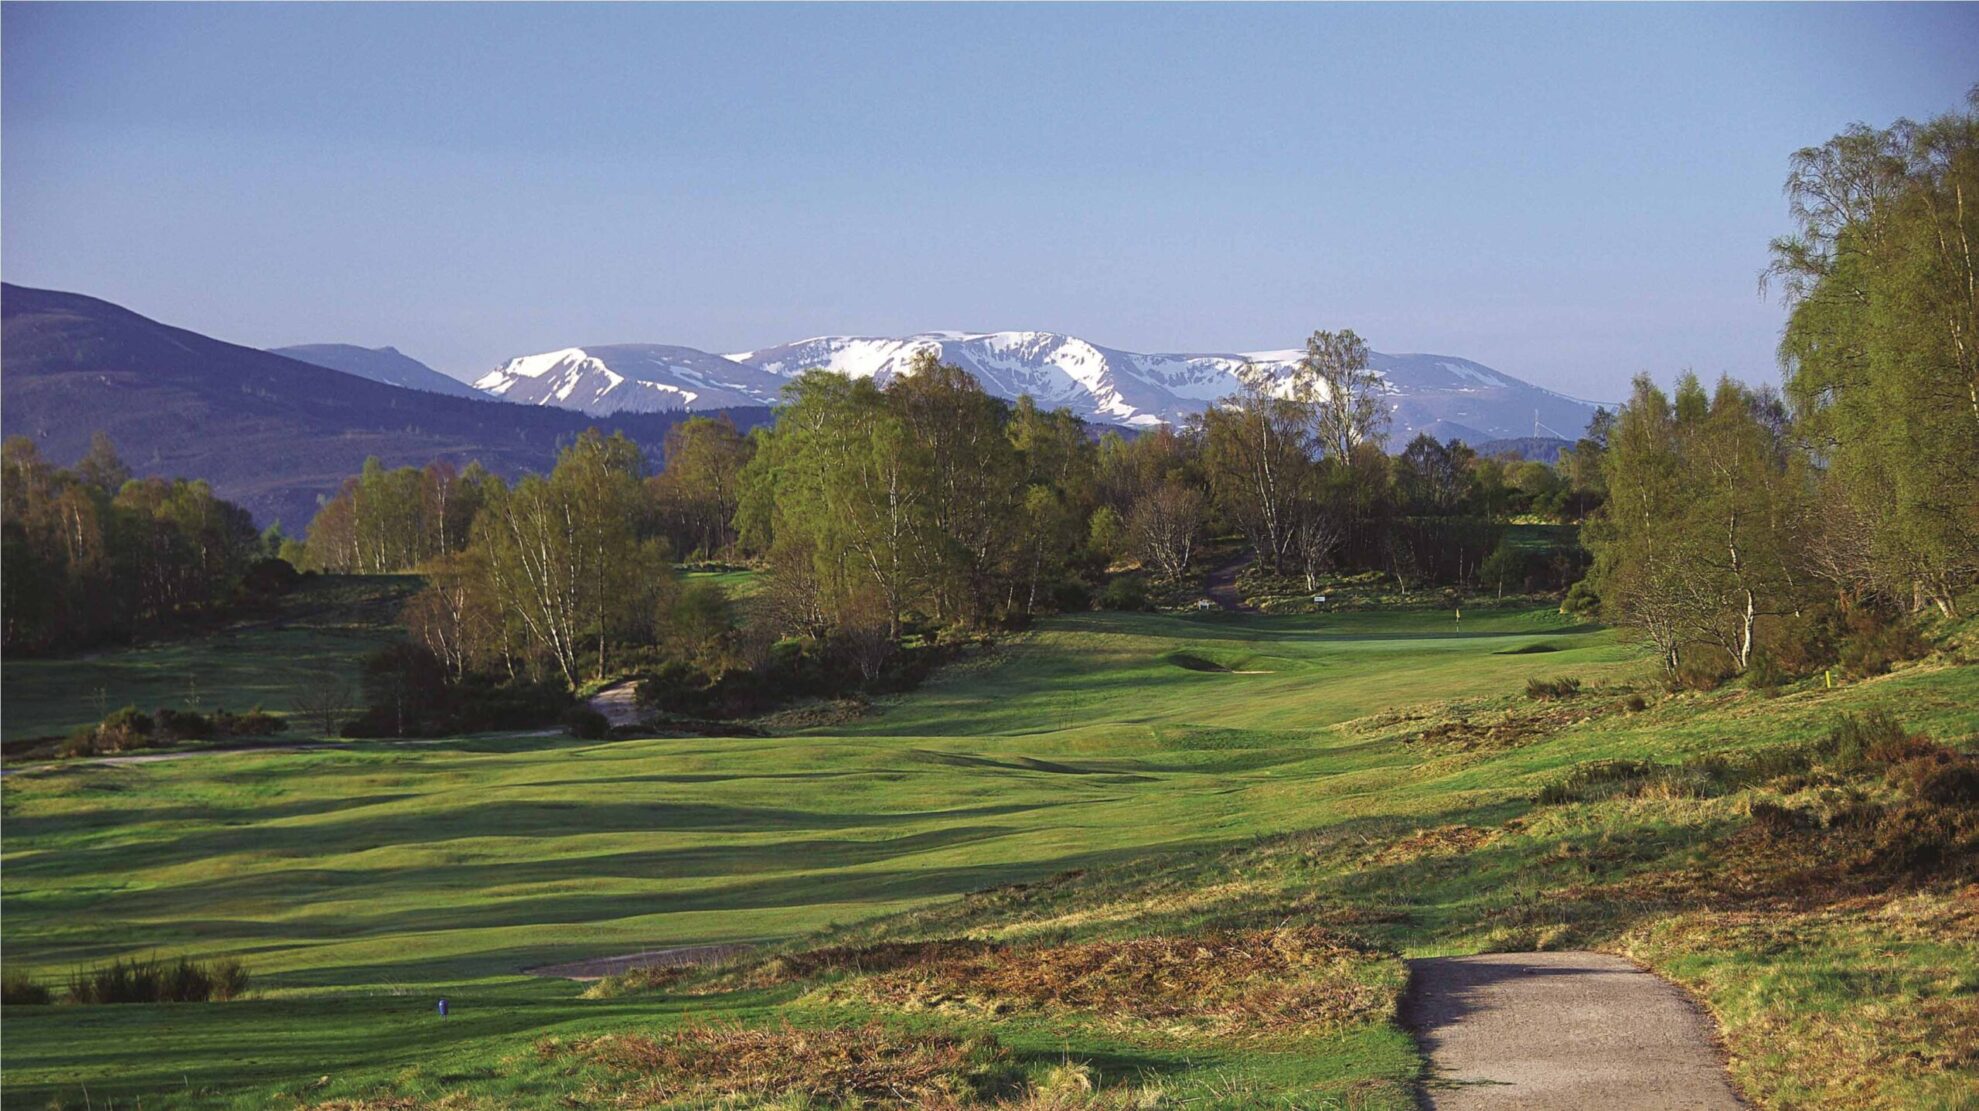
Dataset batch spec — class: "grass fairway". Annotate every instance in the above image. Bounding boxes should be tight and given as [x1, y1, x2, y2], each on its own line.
[0, 575, 416, 746]
[2, 596, 1973, 1108]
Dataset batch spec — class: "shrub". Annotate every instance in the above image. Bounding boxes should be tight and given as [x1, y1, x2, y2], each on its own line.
[1524, 676, 1581, 700]
[561, 705, 612, 740]
[1765, 604, 1842, 675]
[1560, 578, 1600, 616]
[208, 957, 251, 1001]
[213, 707, 287, 737]
[239, 556, 301, 598]
[2, 967, 52, 1005]
[65, 955, 248, 1005]
[1744, 652, 1788, 695]
[1669, 658, 1733, 692]
[1839, 607, 1931, 677]
[1047, 578, 1094, 613]
[1822, 709, 1913, 771]
[61, 705, 158, 757]
[154, 706, 214, 741]
[1097, 574, 1151, 612]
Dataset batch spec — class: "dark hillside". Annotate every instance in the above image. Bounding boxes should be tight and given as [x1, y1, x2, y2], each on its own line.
[0, 284, 770, 527]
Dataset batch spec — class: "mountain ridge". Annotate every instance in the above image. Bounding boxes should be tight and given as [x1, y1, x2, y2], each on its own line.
[475, 329, 1607, 442]
[271, 343, 485, 399]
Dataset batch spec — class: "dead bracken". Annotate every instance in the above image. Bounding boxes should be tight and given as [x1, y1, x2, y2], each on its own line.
[537, 1021, 1000, 1108]
[816, 927, 1387, 1036]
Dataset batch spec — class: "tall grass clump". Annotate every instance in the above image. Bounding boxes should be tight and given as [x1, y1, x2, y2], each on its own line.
[65, 955, 249, 1004]
[2, 967, 53, 1005]
[1524, 675, 1581, 701]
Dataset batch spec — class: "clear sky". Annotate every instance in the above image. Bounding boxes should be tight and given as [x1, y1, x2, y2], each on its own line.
[3, 3, 1974, 400]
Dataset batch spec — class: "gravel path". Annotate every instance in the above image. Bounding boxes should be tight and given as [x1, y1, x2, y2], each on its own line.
[1404, 951, 1742, 1110]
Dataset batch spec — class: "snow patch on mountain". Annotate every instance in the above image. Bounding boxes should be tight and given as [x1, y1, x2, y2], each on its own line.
[473, 345, 785, 414]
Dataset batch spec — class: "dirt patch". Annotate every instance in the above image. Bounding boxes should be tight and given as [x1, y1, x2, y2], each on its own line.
[537, 1022, 1000, 1108]
[821, 927, 1387, 1037]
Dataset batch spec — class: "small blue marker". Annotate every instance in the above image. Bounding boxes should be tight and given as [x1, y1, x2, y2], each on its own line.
[437, 998, 448, 1017]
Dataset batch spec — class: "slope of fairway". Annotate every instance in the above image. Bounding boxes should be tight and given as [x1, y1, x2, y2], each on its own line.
[0, 604, 1615, 981]
[3, 600, 1971, 1108]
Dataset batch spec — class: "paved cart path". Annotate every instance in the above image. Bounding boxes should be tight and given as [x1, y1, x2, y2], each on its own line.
[587, 680, 645, 728]
[1403, 951, 1743, 1110]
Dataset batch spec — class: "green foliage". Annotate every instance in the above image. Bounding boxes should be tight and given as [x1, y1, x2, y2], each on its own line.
[1, 436, 261, 654]
[1097, 573, 1152, 611]
[1772, 91, 1979, 615]
[647, 416, 753, 560]
[301, 457, 493, 574]
[1561, 578, 1601, 616]
[1586, 374, 1810, 676]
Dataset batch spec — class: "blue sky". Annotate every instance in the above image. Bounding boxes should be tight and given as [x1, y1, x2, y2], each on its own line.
[3, 3, 1974, 400]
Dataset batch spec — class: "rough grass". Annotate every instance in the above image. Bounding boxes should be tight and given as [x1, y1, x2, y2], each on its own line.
[1, 574, 415, 746]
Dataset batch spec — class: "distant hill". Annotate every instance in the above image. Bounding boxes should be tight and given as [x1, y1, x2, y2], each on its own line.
[0, 284, 769, 528]
[1472, 436, 1574, 463]
[270, 343, 484, 400]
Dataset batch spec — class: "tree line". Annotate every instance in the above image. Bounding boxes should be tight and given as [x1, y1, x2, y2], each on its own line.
[1584, 91, 1978, 683]
[1, 434, 276, 654]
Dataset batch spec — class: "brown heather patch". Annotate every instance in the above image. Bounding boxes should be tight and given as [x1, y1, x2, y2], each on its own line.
[820, 927, 1390, 1038]
[684, 939, 998, 994]
[1404, 698, 1626, 754]
[1366, 823, 1508, 866]
[536, 1022, 997, 1108]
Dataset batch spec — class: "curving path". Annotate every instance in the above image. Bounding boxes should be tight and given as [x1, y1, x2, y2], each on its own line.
[1204, 552, 1255, 612]
[587, 680, 645, 729]
[1403, 951, 1743, 1110]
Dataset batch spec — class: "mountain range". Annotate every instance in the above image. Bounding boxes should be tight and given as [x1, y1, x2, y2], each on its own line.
[1, 285, 767, 528]
[471, 331, 1604, 442]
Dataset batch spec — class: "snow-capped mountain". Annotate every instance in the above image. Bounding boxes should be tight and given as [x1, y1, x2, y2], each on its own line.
[472, 345, 787, 414]
[476, 331, 1604, 442]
